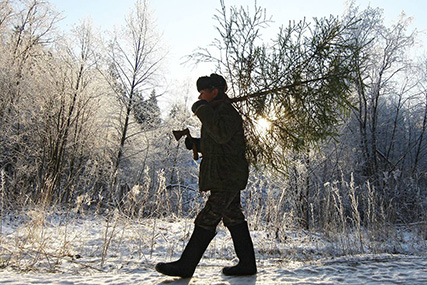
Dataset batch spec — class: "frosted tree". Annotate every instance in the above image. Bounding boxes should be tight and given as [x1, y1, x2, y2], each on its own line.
[307, 3, 426, 226]
[103, 0, 165, 202]
[35, 20, 102, 206]
[0, 0, 61, 207]
[345, 4, 417, 183]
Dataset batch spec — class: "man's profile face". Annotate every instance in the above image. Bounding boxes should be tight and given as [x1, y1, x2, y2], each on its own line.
[198, 88, 218, 102]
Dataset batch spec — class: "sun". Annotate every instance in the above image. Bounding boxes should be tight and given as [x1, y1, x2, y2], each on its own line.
[255, 117, 271, 135]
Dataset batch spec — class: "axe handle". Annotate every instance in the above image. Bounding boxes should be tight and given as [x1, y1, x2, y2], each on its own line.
[192, 144, 199, 160]
[184, 133, 199, 160]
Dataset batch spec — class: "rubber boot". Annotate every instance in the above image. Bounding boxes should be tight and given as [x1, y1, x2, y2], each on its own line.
[223, 221, 257, 276]
[155, 226, 215, 278]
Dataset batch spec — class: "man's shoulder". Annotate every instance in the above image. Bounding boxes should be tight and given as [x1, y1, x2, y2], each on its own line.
[216, 101, 242, 124]
[215, 100, 237, 112]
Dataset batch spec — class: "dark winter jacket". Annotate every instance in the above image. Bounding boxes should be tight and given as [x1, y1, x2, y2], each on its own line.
[193, 99, 249, 191]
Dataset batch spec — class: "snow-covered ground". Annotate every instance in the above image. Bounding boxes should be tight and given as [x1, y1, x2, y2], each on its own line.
[0, 211, 426, 284]
[1, 254, 427, 284]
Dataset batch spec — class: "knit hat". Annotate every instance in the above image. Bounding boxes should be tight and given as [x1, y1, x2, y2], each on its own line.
[196, 74, 228, 93]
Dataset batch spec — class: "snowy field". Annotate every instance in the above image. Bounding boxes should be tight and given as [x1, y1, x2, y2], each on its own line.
[0, 212, 426, 284]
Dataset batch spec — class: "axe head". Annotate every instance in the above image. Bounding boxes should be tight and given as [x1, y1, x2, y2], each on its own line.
[172, 128, 190, 141]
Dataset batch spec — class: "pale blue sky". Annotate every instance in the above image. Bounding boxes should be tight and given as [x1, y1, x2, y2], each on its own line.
[49, 0, 427, 105]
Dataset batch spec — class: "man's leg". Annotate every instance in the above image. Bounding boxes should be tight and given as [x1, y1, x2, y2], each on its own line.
[222, 192, 257, 276]
[155, 226, 215, 278]
[194, 190, 241, 231]
[156, 190, 239, 278]
[222, 191, 245, 227]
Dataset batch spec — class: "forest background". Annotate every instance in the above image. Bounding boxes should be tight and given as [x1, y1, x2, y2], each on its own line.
[0, 0, 426, 271]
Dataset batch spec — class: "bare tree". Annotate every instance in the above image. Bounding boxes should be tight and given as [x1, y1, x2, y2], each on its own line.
[346, 4, 416, 184]
[34, 20, 102, 206]
[0, 0, 61, 207]
[413, 103, 427, 174]
[0, 0, 13, 32]
[307, 3, 426, 225]
[103, 0, 165, 202]
[0, 0, 59, 121]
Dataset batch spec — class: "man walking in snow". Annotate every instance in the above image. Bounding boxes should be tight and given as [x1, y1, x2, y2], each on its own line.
[155, 74, 257, 278]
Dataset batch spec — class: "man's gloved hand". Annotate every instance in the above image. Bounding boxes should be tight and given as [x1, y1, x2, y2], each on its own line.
[184, 136, 193, 150]
[191, 99, 208, 114]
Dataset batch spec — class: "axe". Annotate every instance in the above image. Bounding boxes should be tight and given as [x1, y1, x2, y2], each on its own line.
[172, 128, 199, 160]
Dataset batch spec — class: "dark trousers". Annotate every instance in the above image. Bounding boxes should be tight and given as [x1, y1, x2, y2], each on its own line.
[194, 190, 245, 232]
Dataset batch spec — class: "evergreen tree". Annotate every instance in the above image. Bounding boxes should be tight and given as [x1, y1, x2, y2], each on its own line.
[133, 89, 161, 129]
[190, 0, 360, 171]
